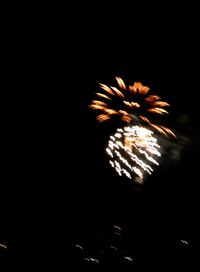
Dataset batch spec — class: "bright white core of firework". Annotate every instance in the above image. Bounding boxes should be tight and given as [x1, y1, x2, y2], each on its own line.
[106, 125, 161, 183]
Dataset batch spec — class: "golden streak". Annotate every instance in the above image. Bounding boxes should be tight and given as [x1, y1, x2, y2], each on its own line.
[128, 85, 137, 93]
[104, 109, 118, 115]
[160, 126, 177, 138]
[92, 100, 107, 106]
[99, 83, 115, 96]
[152, 101, 170, 107]
[119, 109, 129, 115]
[131, 102, 140, 108]
[97, 114, 111, 122]
[139, 115, 176, 137]
[96, 93, 111, 100]
[89, 104, 107, 110]
[149, 124, 168, 136]
[123, 100, 133, 107]
[145, 95, 161, 103]
[122, 115, 132, 123]
[115, 76, 127, 90]
[147, 107, 168, 114]
[111, 86, 125, 98]
[119, 109, 132, 123]
[140, 86, 150, 95]
[134, 82, 143, 90]
[134, 82, 150, 95]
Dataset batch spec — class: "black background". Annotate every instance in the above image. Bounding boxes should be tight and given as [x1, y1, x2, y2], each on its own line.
[1, 3, 199, 268]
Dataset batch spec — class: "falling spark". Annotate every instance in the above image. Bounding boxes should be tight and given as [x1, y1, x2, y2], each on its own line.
[0, 243, 7, 249]
[181, 240, 189, 245]
[75, 244, 83, 250]
[124, 256, 134, 262]
[83, 257, 100, 263]
[114, 225, 121, 231]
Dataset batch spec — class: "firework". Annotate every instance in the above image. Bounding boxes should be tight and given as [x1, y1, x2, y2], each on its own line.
[89, 77, 175, 182]
[106, 125, 161, 183]
[89, 77, 175, 137]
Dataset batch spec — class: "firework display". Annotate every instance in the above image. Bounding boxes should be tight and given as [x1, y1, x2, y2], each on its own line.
[89, 77, 175, 182]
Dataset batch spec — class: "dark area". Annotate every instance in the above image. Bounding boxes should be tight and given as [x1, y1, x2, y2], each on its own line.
[0, 3, 199, 269]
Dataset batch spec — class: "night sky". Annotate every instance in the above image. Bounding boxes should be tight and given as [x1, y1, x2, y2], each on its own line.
[1, 4, 199, 268]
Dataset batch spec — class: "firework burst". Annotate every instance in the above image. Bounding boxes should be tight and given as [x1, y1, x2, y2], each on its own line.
[89, 77, 176, 137]
[106, 125, 161, 183]
[89, 76, 176, 182]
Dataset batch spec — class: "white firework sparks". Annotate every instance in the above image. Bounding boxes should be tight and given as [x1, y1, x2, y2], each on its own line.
[106, 125, 161, 183]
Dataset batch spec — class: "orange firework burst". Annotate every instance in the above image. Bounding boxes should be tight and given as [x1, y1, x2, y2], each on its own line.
[89, 77, 176, 137]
